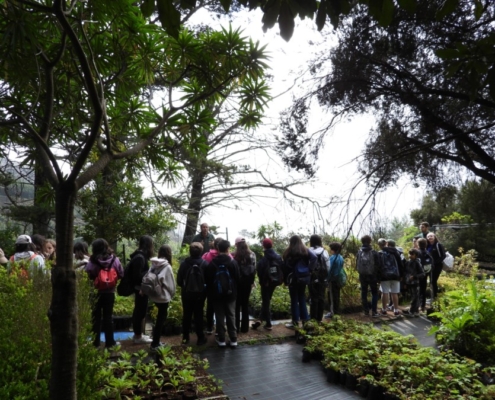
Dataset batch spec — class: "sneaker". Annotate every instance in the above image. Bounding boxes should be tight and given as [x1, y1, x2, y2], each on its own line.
[402, 308, 412, 315]
[215, 338, 226, 347]
[206, 329, 214, 335]
[380, 309, 388, 316]
[386, 305, 394, 311]
[133, 335, 152, 344]
[371, 312, 380, 318]
[263, 325, 273, 331]
[230, 341, 238, 348]
[394, 310, 402, 317]
[150, 342, 166, 352]
[285, 322, 297, 329]
[413, 313, 420, 318]
[196, 337, 207, 346]
[251, 321, 261, 330]
[324, 312, 333, 319]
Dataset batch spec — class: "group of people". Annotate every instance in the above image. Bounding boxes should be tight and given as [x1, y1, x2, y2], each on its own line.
[1, 220, 448, 351]
[0, 233, 56, 273]
[356, 222, 447, 318]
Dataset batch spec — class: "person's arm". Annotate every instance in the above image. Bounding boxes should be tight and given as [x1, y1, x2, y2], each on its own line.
[114, 258, 124, 279]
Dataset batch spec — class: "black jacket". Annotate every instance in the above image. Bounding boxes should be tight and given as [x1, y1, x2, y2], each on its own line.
[204, 253, 240, 301]
[128, 250, 149, 287]
[427, 241, 446, 267]
[256, 248, 283, 286]
[177, 256, 207, 293]
[381, 247, 405, 279]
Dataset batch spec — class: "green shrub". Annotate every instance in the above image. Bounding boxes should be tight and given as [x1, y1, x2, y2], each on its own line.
[0, 267, 106, 399]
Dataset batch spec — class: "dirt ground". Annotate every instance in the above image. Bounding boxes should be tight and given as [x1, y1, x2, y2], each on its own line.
[116, 308, 410, 353]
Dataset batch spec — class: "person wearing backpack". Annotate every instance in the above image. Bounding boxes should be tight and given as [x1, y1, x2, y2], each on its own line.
[402, 248, 425, 317]
[128, 235, 155, 344]
[426, 232, 446, 301]
[356, 235, 381, 318]
[417, 238, 433, 312]
[377, 238, 403, 317]
[202, 237, 233, 335]
[251, 238, 283, 331]
[327, 242, 345, 318]
[85, 238, 124, 349]
[7, 234, 46, 276]
[143, 244, 176, 352]
[308, 235, 329, 323]
[177, 242, 208, 346]
[232, 237, 256, 333]
[283, 235, 317, 329]
[204, 240, 240, 348]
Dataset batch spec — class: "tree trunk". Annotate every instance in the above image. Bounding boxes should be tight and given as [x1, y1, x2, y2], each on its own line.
[49, 181, 78, 400]
[181, 172, 205, 246]
[33, 160, 53, 236]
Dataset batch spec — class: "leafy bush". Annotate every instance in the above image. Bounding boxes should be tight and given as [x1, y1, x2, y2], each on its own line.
[0, 267, 105, 399]
[430, 279, 495, 365]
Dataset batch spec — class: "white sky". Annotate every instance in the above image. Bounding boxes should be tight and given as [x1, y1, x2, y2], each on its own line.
[170, 7, 427, 242]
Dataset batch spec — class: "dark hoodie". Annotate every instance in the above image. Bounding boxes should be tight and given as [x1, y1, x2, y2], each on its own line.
[128, 250, 149, 289]
[204, 253, 240, 301]
[257, 248, 283, 286]
[177, 256, 207, 294]
[380, 247, 405, 280]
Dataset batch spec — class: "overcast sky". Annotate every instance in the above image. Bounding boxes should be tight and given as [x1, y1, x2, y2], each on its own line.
[171, 7, 427, 242]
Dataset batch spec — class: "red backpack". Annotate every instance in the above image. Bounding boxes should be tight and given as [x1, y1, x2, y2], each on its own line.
[9, 254, 37, 281]
[94, 257, 118, 291]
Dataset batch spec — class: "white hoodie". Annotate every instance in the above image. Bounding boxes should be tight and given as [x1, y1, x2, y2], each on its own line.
[8, 251, 47, 274]
[147, 257, 176, 303]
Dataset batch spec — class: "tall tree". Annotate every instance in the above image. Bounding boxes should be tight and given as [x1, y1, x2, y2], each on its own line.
[279, 0, 495, 191]
[0, 1, 269, 398]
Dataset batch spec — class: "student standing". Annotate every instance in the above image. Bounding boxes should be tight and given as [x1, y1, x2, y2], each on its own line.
[327, 242, 344, 317]
[85, 239, 124, 348]
[402, 249, 425, 317]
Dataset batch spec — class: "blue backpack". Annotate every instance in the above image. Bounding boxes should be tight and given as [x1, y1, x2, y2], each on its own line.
[212, 260, 233, 296]
[294, 258, 311, 284]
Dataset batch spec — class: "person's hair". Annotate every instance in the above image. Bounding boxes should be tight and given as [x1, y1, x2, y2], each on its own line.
[420, 222, 430, 228]
[283, 235, 308, 260]
[234, 241, 251, 263]
[409, 248, 420, 257]
[200, 222, 208, 228]
[377, 238, 387, 248]
[213, 237, 223, 250]
[138, 235, 154, 259]
[417, 238, 427, 250]
[329, 242, 342, 253]
[309, 234, 322, 247]
[387, 239, 396, 248]
[45, 239, 56, 260]
[189, 242, 203, 258]
[426, 232, 437, 243]
[73, 241, 90, 260]
[14, 243, 30, 253]
[218, 240, 230, 253]
[158, 244, 172, 264]
[90, 238, 113, 262]
[31, 234, 46, 254]
[361, 235, 372, 245]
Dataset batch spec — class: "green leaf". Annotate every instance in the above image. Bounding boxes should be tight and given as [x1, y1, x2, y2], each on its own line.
[436, 0, 459, 20]
[397, 0, 416, 14]
[157, 0, 181, 38]
[140, 0, 155, 18]
[435, 48, 459, 60]
[379, 0, 395, 27]
[474, 0, 483, 20]
[180, 0, 197, 9]
[278, 1, 295, 41]
[261, 0, 282, 31]
[316, 0, 327, 31]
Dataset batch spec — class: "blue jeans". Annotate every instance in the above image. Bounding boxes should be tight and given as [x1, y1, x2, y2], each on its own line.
[359, 275, 378, 314]
[289, 281, 309, 323]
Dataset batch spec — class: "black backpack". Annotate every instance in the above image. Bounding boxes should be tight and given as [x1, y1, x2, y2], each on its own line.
[212, 260, 233, 296]
[311, 251, 328, 285]
[357, 249, 376, 275]
[238, 254, 255, 278]
[381, 251, 400, 280]
[183, 260, 206, 294]
[265, 257, 284, 286]
[117, 261, 134, 296]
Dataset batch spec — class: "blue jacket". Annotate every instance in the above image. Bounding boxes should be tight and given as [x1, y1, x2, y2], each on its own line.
[328, 254, 344, 282]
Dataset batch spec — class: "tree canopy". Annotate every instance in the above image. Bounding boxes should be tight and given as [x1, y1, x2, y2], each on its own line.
[278, 0, 495, 192]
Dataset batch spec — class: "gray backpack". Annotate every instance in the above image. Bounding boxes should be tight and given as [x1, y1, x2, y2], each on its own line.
[357, 249, 375, 275]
